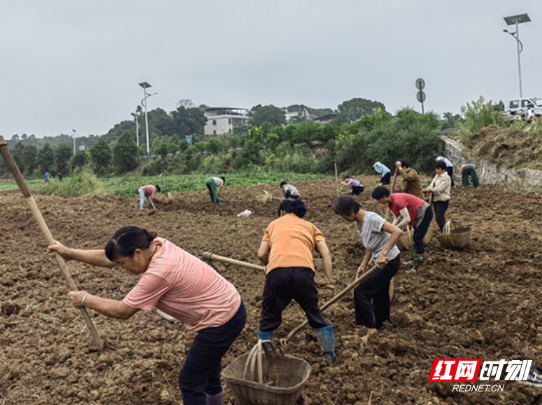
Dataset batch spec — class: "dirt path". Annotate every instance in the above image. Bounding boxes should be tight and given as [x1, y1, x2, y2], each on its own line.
[1, 178, 541, 404]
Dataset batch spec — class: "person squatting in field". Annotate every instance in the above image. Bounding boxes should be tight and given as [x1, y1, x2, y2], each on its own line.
[205, 176, 225, 204]
[280, 181, 300, 200]
[48, 226, 245, 405]
[342, 176, 365, 196]
[138, 184, 160, 210]
[424, 160, 451, 232]
[371, 161, 391, 185]
[372, 187, 433, 274]
[257, 199, 335, 361]
[395, 160, 424, 199]
[332, 195, 402, 348]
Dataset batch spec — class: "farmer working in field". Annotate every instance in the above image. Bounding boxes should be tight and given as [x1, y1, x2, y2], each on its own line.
[395, 160, 423, 198]
[372, 187, 433, 273]
[434, 154, 455, 186]
[371, 161, 391, 185]
[280, 181, 300, 200]
[460, 164, 480, 188]
[423, 160, 451, 232]
[332, 195, 402, 349]
[257, 199, 335, 361]
[342, 175, 365, 196]
[138, 184, 160, 210]
[49, 226, 245, 405]
[205, 176, 225, 204]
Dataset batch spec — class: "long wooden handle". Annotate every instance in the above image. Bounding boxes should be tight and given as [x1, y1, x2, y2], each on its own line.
[0, 136, 104, 350]
[283, 264, 379, 342]
[385, 167, 399, 221]
[203, 252, 265, 272]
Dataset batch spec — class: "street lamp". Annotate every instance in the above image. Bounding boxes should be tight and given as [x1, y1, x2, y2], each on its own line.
[503, 13, 531, 98]
[139, 82, 155, 160]
[71, 129, 77, 155]
[130, 111, 140, 147]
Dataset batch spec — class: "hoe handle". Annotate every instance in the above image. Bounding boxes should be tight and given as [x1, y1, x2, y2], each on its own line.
[203, 252, 265, 272]
[283, 264, 379, 343]
[384, 167, 399, 221]
[0, 136, 104, 350]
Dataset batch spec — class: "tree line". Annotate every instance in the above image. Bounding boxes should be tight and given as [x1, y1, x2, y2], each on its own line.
[0, 96, 466, 179]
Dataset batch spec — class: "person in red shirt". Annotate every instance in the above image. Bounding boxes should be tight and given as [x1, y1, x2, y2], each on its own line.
[48, 226, 245, 405]
[372, 187, 433, 273]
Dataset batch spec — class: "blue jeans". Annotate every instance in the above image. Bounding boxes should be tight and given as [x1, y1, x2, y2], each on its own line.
[138, 188, 151, 210]
[179, 302, 246, 405]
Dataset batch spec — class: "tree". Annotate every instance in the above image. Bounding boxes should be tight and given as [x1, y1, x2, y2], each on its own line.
[70, 151, 89, 171]
[21, 145, 38, 176]
[250, 105, 286, 127]
[90, 137, 112, 176]
[12, 142, 26, 173]
[170, 106, 207, 137]
[55, 144, 73, 174]
[337, 98, 386, 123]
[113, 130, 139, 174]
[36, 143, 55, 173]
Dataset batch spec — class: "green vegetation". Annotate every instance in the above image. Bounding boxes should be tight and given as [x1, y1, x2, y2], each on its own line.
[459, 96, 505, 146]
[0, 171, 331, 198]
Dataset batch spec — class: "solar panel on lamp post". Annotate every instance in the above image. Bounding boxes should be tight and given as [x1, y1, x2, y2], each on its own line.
[503, 13, 531, 98]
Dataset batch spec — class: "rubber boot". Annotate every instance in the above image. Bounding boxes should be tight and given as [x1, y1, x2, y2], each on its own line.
[405, 254, 423, 274]
[313, 324, 335, 362]
[206, 391, 224, 405]
[258, 329, 273, 341]
[402, 250, 416, 265]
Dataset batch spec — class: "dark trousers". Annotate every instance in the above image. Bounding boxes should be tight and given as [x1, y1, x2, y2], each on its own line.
[259, 267, 328, 331]
[462, 165, 479, 188]
[351, 185, 364, 196]
[354, 255, 400, 330]
[381, 172, 391, 185]
[446, 167, 454, 187]
[179, 302, 246, 405]
[413, 206, 433, 254]
[433, 200, 449, 232]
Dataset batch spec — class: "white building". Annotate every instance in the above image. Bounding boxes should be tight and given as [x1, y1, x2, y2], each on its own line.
[284, 107, 310, 123]
[204, 107, 249, 135]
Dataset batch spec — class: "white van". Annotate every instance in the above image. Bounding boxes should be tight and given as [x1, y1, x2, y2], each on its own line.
[503, 97, 542, 122]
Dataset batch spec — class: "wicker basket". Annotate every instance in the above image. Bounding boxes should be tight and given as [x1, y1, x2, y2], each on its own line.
[398, 226, 436, 250]
[398, 227, 415, 250]
[256, 190, 274, 203]
[437, 220, 472, 249]
[222, 340, 311, 405]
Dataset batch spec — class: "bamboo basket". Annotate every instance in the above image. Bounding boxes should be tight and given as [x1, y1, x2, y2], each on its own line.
[256, 190, 274, 203]
[222, 340, 311, 405]
[398, 226, 436, 250]
[437, 220, 472, 249]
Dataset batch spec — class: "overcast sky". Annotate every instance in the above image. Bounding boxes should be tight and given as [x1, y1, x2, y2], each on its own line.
[1, 0, 540, 138]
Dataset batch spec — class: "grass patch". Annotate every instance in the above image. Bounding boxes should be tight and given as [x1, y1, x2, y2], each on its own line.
[0, 172, 332, 198]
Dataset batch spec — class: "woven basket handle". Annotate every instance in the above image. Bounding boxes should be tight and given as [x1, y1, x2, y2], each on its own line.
[242, 340, 283, 384]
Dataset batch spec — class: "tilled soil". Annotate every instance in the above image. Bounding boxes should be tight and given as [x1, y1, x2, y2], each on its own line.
[1, 177, 542, 405]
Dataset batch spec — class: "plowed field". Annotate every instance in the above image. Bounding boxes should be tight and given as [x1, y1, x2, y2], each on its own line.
[1, 177, 541, 404]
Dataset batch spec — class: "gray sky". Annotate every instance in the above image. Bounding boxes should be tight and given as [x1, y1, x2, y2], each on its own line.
[1, 0, 540, 138]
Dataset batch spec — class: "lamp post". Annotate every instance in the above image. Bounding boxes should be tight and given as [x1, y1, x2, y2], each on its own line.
[71, 129, 77, 155]
[139, 82, 153, 160]
[131, 111, 140, 147]
[503, 13, 531, 98]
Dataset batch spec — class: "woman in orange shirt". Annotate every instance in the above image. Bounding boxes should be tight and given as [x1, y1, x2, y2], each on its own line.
[257, 199, 335, 361]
